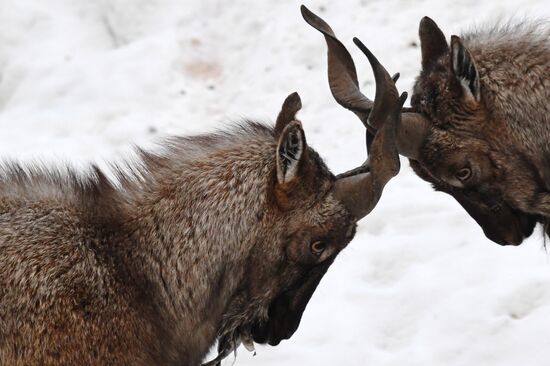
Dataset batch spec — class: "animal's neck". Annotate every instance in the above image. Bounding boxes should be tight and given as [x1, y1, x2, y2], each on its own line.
[476, 45, 550, 159]
[115, 148, 274, 362]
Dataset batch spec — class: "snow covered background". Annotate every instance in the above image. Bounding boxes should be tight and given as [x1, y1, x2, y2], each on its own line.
[1, 0, 550, 365]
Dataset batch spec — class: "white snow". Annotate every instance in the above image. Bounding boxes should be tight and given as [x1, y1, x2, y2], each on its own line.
[1, 0, 550, 365]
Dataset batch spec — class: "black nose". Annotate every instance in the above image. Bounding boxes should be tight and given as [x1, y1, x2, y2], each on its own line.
[485, 230, 523, 246]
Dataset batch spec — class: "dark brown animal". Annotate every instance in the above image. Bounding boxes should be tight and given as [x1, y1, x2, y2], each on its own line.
[0, 46, 404, 364]
[306, 6, 550, 246]
[405, 17, 550, 245]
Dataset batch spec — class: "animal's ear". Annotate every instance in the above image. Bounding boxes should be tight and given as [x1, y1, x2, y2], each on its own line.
[419, 16, 448, 70]
[276, 121, 306, 185]
[450, 35, 481, 105]
[275, 92, 302, 136]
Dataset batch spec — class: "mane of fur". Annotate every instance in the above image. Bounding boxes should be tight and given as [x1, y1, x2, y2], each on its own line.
[464, 20, 550, 156]
[461, 19, 550, 50]
[0, 121, 276, 218]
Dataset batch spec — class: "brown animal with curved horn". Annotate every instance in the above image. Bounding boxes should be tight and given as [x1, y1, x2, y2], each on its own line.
[303, 6, 550, 246]
[0, 10, 403, 365]
[405, 17, 550, 246]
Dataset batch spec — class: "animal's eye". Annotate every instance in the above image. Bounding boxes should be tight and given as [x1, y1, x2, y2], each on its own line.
[456, 167, 472, 181]
[310, 241, 326, 256]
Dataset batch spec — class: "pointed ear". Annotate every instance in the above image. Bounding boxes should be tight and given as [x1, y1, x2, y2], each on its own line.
[450, 35, 481, 105]
[276, 121, 306, 185]
[419, 16, 448, 70]
[275, 92, 302, 136]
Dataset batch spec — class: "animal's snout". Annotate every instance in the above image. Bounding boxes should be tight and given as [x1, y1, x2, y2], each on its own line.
[250, 295, 303, 346]
[483, 212, 537, 246]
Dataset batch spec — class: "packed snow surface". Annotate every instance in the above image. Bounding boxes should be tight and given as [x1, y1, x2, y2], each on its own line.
[1, 1, 550, 365]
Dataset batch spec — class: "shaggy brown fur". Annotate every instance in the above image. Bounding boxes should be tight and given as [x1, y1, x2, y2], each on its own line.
[409, 18, 550, 245]
[0, 95, 362, 365]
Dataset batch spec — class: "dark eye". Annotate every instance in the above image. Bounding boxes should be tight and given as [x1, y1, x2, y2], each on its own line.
[456, 167, 472, 182]
[310, 241, 326, 256]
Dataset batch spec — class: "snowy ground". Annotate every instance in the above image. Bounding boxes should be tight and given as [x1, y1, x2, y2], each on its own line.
[1, 0, 550, 365]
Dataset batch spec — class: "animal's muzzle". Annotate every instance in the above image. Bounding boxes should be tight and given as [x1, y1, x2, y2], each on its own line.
[482, 211, 537, 246]
[434, 183, 538, 246]
[251, 263, 331, 346]
[250, 293, 303, 346]
[457, 193, 537, 246]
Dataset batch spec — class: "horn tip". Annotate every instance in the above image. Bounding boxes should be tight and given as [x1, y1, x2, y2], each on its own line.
[353, 37, 370, 56]
[353, 37, 379, 67]
[300, 4, 313, 20]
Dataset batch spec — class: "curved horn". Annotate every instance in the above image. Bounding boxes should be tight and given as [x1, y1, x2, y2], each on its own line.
[301, 5, 430, 162]
[301, 5, 374, 134]
[333, 39, 407, 220]
[333, 94, 407, 220]
[353, 38, 401, 131]
[353, 37, 431, 161]
[301, 6, 428, 218]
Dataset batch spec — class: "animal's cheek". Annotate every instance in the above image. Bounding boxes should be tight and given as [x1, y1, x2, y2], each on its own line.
[285, 235, 316, 265]
[246, 247, 286, 294]
[285, 241, 302, 263]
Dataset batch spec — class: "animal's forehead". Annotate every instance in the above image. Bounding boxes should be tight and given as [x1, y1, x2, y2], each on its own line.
[425, 126, 491, 153]
[422, 129, 465, 161]
[412, 84, 454, 132]
[414, 61, 448, 97]
[304, 194, 353, 236]
[418, 59, 449, 87]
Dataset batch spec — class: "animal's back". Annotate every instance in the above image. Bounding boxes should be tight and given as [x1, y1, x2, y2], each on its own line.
[0, 168, 161, 365]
